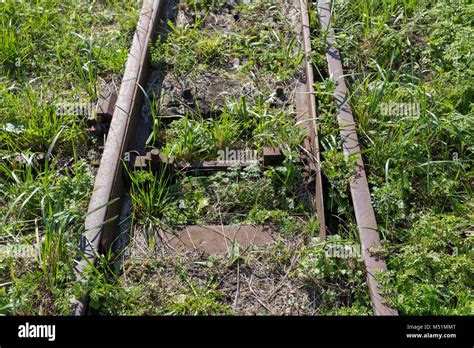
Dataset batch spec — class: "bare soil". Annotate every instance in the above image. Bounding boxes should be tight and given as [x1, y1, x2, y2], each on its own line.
[157, 0, 303, 118]
[126, 229, 320, 315]
[121, 0, 320, 316]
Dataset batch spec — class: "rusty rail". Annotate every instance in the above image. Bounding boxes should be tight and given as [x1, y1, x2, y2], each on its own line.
[71, 0, 394, 316]
[299, 0, 327, 240]
[317, 0, 398, 315]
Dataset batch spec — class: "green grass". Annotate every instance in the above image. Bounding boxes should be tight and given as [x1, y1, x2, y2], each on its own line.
[136, 0, 313, 231]
[3, 0, 470, 316]
[78, 253, 233, 315]
[297, 235, 372, 315]
[93, 1, 371, 315]
[1, 0, 139, 155]
[149, 0, 305, 161]
[153, 1, 303, 81]
[0, 0, 140, 315]
[0, 160, 94, 314]
[101, 0, 372, 316]
[128, 163, 315, 233]
[311, 0, 473, 314]
[156, 98, 306, 162]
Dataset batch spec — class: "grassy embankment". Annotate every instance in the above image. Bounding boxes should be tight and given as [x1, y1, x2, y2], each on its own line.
[311, 0, 473, 314]
[0, 0, 139, 315]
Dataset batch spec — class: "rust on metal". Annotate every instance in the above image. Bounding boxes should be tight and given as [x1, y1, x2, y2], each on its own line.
[298, 0, 327, 240]
[317, 0, 398, 316]
[86, 91, 118, 135]
[95, 91, 118, 124]
[71, 0, 338, 316]
[130, 150, 175, 170]
[158, 225, 276, 255]
[72, 0, 165, 316]
[262, 147, 285, 166]
[295, 82, 313, 156]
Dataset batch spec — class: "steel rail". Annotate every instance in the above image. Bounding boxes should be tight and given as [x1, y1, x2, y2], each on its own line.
[299, 0, 327, 240]
[69, 0, 392, 316]
[317, 0, 398, 315]
[72, 0, 164, 316]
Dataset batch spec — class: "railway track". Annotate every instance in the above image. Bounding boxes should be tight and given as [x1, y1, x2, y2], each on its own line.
[72, 0, 397, 316]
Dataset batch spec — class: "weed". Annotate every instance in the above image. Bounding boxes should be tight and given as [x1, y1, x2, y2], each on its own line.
[128, 168, 172, 226]
[321, 0, 474, 314]
[0, 0, 140, 315]
[297, 236, 371, 315]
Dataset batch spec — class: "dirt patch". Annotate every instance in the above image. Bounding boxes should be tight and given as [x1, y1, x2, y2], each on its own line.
[156, 0, 304, 118]
[160, 72, 251, 118]
[125, 228, 319, 315]
[118, 0, 322, 316]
